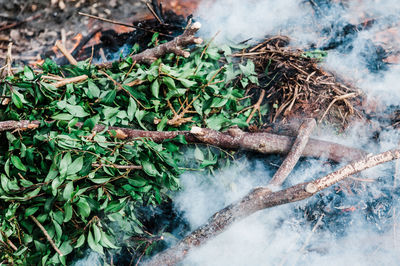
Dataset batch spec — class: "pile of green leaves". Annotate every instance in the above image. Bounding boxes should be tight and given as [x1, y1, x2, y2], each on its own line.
[0, 40, 261, 264]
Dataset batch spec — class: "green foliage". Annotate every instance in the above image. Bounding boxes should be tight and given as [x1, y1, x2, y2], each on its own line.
[0, 40, 260, 264]
[301, 49, 328, 61]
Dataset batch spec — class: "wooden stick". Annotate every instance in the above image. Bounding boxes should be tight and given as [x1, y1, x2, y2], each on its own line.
[0, 13, 41, 32]
[7, 239, 18, 251]
[55, 40, 78, 65]
[56, 27, 102, 66]
[6, 42, 13, 76]
[269, 118, 316, 186]
[78, 12, 135, 29]
[145, 148, 400, 266]
[92, 163, 142, 169]
[146, 2, 163, 24]
[51, 75, 88, 88]
[0, 120, 366, 163]
[77, 12, 172, 37]
[30, 215, 63, 257]
[246, 89, 266, 124]
[96, 22, 203, 67]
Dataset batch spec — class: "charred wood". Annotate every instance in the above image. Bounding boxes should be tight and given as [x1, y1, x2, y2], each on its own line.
[96, 21, 203, 67]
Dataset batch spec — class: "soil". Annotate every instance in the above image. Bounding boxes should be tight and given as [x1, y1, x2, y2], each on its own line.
[0, 0, 154, 65]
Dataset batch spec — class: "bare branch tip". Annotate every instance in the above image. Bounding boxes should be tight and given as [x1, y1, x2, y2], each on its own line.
[194, 38, 203, 44]
[192, 22, 202, 30]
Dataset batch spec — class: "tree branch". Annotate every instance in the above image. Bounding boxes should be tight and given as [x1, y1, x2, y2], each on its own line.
[96, 22, 203, 68]
[144, 148, 400, 266]
[269, 118, 316, 186]
[0, 120, 366, 163]
[30, 215, 63, 257]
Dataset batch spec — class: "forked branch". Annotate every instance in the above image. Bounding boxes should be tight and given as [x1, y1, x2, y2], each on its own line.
[96, 22, 203, 68]
[144, 148, 400, 266]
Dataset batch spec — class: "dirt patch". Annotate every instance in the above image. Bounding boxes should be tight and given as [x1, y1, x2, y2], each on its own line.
[0, 0, 150, 64]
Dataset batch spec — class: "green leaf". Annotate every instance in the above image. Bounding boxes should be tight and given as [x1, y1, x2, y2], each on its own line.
[59, 240, 73, 256]
[194, 147, 204, 161]
[68, 156, 83, 175]
[104, 201, 125, 213]
[156, 116, 168, 131]
[64, 104, 90, 118]
[180, 78, 196, 88]
[24, 187, 41, 199]
[88, 80, 100, 98]
[211, 97, 229, 108]
[87, 231, 104, 254]
[151, 79, 160, 98]
[1, 174, 10, 193]
[63, 181, 74, 201]
[102, 105, 120, 120]
[77, 198, 91, 218]
[75, 234, 85, 248]
[52, 113, 74, 121]
[11, 155, 27, 171]
[25, 206, 39, 217]
[239, 59, 256, 77]
[101, 89, 116, 104]
[11, 91, 22, 108]
[53, 219, 62, 241]
[135, 109, 148, 130]
[127, 97, 137, 120]
[206, 115, 230, 131]
[60, 152, 72, 177]
[93, 224, 101, 243]
[200, 157, 218, 168]
[4, 158, 10, 177]
[162, 76, 176, 90]
[24, 65, 35, 80]
[100, 231, 119, 249]
[128, 178, 147, 187]
[64, 203, 73, 222]
[142, 161, 158, 177]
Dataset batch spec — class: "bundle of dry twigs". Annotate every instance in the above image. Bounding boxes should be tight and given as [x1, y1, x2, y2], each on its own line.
[233, 36, 364, 127]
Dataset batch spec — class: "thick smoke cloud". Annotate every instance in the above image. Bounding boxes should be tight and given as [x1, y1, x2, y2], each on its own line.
[172, 1, 400, 265]
[75, 1, 400, 264]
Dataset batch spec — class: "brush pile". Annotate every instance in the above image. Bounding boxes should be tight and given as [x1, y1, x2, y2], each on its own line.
[236, 36, 363, 127]
[1, 0, 400, 265]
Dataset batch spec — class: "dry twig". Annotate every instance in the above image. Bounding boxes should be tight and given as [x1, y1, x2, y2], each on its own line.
[246, 89, 266, 124]
[96, 22, 203, 68]
[55, 40, 78, 65]
[51, 75, 88, 88]
[269, 118, 316, 186]
[30, 215, 63, 257]
[92, 163, 142, 169]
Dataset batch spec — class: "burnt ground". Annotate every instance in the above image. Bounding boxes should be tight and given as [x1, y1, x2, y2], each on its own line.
[0, 0, 151, 65]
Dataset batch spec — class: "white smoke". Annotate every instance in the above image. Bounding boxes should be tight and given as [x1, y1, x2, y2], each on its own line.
[196, 0, 400, 104]
[74, 1, 400, 264]
[195, 0, 313, 44]
[174, 154, 400, 265]
[170, 1, 400, 265]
